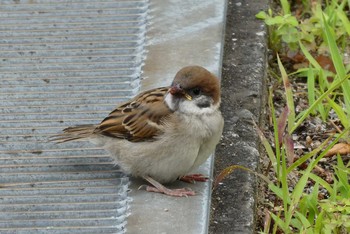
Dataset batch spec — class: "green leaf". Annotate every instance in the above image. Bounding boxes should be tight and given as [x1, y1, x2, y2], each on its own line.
[266, 16, 284, 25]
[299, 41, 321, 69]
[336, 9, 350, 36]
[288, 165, 311, 224]
[326, 97, 350, 128]
[268, 183, 291, 204]
[280, 0, 291, 15]
[292, 74, 350, 133]
[314, 210, 325, 232]
[334, 154, 350, 198]
[306, 67, 317, 115]
[281, 28, 299, 43]
[307, 182, 320, 223]
[308, 173, 335, 198]
[270, 212, 290, 233]
[294, 211, 312, 232]
[322, 14, 350, 117]
[285, 15, 298, 26]
[256, 11, 268, 20]
[301, 33, 315, 43]
[255, 122, 277, 173]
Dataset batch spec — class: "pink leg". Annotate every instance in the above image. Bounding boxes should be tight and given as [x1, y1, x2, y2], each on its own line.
[179, 174, 209, 183]
[142, 176, 196, 197]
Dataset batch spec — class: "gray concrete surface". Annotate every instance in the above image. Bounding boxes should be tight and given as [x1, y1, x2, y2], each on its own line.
[209, 0, 268, 233]
[0, 0, 268, 233]
[127, 1, 226, 233]
[0, 0, 147, 233]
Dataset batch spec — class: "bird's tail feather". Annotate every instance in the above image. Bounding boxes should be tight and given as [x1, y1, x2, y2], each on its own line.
[49, 124, 97, 143]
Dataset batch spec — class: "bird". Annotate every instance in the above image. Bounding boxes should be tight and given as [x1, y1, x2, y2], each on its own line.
[51, 65, 224, 197]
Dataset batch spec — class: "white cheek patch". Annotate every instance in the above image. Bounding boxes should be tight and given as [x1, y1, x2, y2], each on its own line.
[179, 101, 200, 114]
[165, 93, 219, 115]
[179, 99, 216, 115]
[164, 93, 176, 111]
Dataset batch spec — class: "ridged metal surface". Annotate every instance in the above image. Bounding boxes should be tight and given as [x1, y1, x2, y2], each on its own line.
[0, 0, 148, 233]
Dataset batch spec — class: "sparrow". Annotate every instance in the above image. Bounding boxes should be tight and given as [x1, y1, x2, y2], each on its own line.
[51, 65, 224, 197]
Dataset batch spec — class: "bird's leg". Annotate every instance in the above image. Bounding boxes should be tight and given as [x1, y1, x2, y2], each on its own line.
[142, 176, 196, 197]
[179, 174, 209, 183]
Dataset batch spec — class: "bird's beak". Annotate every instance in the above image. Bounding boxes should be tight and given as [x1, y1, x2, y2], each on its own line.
[169, 84, 192, 101]
[183, 93, 192, 101]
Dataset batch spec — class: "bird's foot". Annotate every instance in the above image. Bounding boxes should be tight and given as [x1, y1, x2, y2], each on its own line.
[142, 176, 196, 197]
[145, 185, 195, 197]
[179, 174, 209, 183]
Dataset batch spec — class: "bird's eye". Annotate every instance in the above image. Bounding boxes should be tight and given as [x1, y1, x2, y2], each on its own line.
[191, 87, 201, 96]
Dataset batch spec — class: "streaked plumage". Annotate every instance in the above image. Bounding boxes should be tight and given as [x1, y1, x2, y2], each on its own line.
[51, 66, 224, 197]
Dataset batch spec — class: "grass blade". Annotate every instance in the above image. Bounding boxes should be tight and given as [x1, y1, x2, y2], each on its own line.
[277, 54, 295, 133]
[212, 164, 271, 190]
[336, 8, 350, 36]
[287, 135, 332, 173]
[322, 14, 350, 116]
[277, 106, 289, 145]
[283, 134, 294, 166]
[326, 96, 349, 128]
[308, 173, 334, 198]
[291, 74, 350, 133]
[254, 121, 278, 173]
[306, 67, 317, 115]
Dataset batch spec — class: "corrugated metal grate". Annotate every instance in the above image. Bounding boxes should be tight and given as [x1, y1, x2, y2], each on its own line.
[0, 0, 148, 233]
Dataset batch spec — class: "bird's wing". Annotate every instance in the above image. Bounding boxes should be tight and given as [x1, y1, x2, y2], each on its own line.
[95, 87, 172, 142]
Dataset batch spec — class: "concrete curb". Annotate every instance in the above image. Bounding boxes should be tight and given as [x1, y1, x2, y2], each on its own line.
[210, 0, 268, 233]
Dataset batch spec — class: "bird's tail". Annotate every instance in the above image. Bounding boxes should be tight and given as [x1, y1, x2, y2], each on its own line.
[50, 124, 97, 143]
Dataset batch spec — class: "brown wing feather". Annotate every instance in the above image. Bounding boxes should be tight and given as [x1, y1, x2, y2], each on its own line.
[95, 87, 172, 142]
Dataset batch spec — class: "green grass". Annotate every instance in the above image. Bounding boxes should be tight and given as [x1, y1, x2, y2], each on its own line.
[254, 0, 350, 233]
[217, 1, 350, 232]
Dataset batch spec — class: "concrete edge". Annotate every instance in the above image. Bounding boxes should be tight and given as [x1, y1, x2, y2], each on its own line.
[209, 0, 268, 233]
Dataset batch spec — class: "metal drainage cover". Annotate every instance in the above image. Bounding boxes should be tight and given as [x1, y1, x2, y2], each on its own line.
[0, 0, 148, 233]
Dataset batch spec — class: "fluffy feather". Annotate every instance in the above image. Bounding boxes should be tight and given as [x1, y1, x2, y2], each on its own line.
[51, 66, 224, 196]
